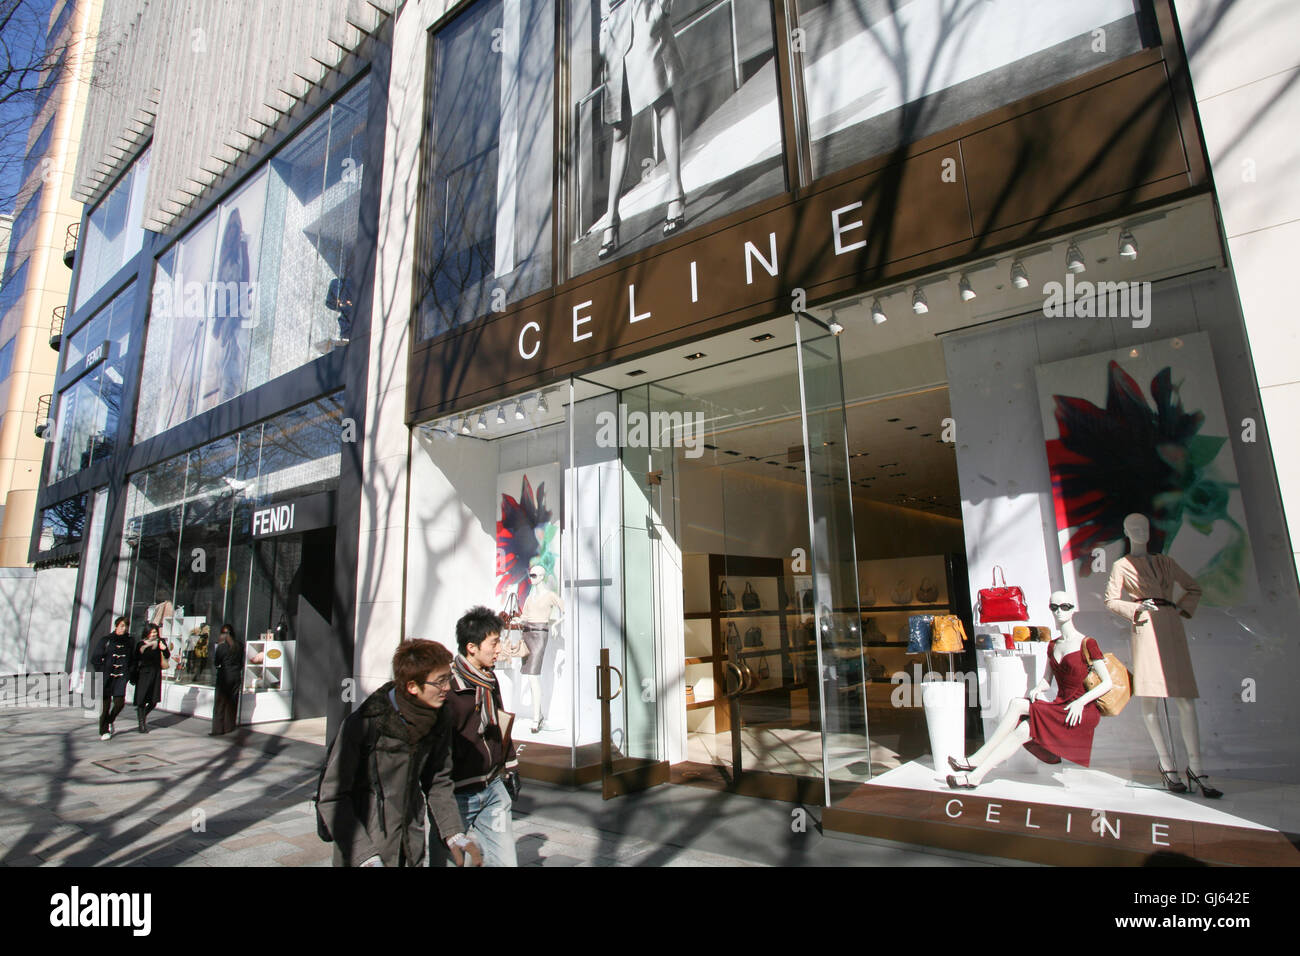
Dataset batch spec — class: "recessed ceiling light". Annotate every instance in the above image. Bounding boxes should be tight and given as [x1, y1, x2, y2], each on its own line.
[920, 433, 932, 437]
[725, 450, 742, 456]
[703, 443, 717, 450]
[887, 418, 901, 422]
[750, 333, 774, 343]
[626, 369, 647, 377]
[904, 425, 917, 430]
[685, 352, 706, 360]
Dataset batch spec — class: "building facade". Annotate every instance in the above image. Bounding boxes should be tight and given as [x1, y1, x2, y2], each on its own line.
[32, 0, 1300, 865]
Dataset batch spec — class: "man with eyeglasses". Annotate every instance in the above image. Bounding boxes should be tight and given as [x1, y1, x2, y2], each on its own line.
[444, 606, 521, 867]
[316, 638, 482, 867]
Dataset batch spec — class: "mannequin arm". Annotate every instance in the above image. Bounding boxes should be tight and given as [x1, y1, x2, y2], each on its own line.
[1102, 562, 1145, 624]
[1026, 676, 1052, 702]
[1065, 661, 1112, 726]
[1168, 557, 1202, 619]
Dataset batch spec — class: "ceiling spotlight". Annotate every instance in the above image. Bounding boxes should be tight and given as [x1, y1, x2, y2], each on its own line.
[1066, 242, 1086, 274]
[1118, 229, 1138, 260]
[828, 318, 844, 336]
[537, 392, 548, 414]
[475, 412, 487, 431]
[496, 405, 507, 425]
[459, 417, 471, 435]
[514, 401, 525, 420]
[958, 275, 976, 301]
[1011, 260, 1030, 289]
[870, 299, 887, 325]
[911, 288, 928, 314]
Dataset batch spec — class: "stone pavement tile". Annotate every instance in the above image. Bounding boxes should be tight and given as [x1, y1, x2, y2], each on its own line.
[537, 853, 583, 867]
[281, 832, 325, 850]
[1, 851, 47, 866]
[217, 830, 287, 851]
[275, 847, 331, 867]
[209, 841, 300, 866]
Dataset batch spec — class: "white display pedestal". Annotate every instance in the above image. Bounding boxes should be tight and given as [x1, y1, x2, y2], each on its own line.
[922, 681, 967, 777]
[977, 645, 1049, 773]
[241, 639, 296, 724]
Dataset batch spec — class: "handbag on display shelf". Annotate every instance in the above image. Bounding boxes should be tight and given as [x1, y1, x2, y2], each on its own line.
[861, 587, 877, 607]
[1012, 625, 1052, 642]
[931, 615, 968, 653]
[741, 582, 761, 611]
[725, 621, 743, 657]
[890, 580, 913, 605]
[906, 615, 934, 653]
[720, 580, 737, 611]
[862, 617, 885, 643]
[756, 655, 771, 680]
[744, 626, 764, 648]
[916, 577, 939, 603]
[976, 566, 1029, 623]
[1080, 638, 1134, 716]
[867, 658, 886, 680]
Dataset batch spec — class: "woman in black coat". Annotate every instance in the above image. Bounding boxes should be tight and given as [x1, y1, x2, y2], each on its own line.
[92, 616, 134, 740]
[210, 625, 243, 736]
[133, 623, 169, 733]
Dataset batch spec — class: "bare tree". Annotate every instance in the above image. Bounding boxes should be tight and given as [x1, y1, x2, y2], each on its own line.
[0, 0, 91, 214]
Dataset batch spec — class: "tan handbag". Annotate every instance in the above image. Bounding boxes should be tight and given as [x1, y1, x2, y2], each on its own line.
[931, 615, 967, 653]
[1080, 638, 1133, 717]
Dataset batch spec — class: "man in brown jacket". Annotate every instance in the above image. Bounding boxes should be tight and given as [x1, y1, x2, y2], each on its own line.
[316, 639, 481, 867]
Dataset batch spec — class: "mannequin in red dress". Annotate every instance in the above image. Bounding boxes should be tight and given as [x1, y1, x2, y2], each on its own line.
[947, 591, 1112, 788]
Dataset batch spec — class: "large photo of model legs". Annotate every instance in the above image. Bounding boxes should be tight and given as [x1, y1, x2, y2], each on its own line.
[568, 0, 787, 274]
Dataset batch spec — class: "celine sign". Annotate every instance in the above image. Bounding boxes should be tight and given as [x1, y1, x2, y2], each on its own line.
[250, 491, 335, 539]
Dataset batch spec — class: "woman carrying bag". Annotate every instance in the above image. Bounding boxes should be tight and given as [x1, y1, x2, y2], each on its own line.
[133, 624, 170, 733]
[211, 625, 243, 736]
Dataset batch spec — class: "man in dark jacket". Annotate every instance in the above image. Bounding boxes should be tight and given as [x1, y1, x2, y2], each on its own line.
[445, 606, 519, 867]
[316, 639, 479, 867]
[91, 616, 134, 740]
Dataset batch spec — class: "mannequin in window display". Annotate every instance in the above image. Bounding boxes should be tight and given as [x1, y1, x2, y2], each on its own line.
[946, 592, 1112, 789]
[588, 0, 687, 259]
[1104, 513, 1221, 797]
[519, 564, 564, 734]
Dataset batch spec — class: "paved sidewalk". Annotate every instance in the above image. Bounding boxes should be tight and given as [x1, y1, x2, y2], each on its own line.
[0, 705, 1017, 867]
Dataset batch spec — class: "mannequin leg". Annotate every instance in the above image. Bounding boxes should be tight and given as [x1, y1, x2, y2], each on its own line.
[969, 723, 1033, 786]
[1172, 698, 1204, 776]
[967, 697, 1030, 765]
[1140, 698, 1178, 771]
[527, 675, 543, 727]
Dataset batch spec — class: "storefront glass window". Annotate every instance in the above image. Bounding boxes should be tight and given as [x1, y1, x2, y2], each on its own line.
[74, 147, 150, 312]
[793, 0, 1152, 179]
[135, 79, 369, 442]
[417, 0, 555, 340]
[119, 396, 343, 718]
[38, 494, 88, 553]
[49, 282, 136, 484]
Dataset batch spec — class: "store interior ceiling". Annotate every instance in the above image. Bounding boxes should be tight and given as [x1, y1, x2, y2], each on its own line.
[429, 197, 1224, 519]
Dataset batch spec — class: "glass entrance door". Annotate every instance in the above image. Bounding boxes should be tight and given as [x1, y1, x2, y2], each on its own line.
[794, 313, 868, 805]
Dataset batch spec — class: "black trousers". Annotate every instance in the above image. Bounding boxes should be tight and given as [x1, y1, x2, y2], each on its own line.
[211, 686, 238, 735]
[99, 695, 125, 734]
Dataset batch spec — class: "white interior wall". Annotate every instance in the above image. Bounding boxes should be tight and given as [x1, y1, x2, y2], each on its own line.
[945, 270, 1300, 780]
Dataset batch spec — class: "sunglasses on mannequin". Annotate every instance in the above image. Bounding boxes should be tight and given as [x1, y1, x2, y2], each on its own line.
[1048, 602, 1075, 612]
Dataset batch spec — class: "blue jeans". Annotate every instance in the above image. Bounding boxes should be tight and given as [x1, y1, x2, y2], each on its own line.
[455, 777, 517, 867]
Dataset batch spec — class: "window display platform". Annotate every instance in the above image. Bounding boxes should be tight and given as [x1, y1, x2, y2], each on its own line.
[823, 759, 1300, 866]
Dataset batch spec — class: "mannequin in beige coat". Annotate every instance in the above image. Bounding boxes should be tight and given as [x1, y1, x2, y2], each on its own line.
[1104, 513, 1221, 797]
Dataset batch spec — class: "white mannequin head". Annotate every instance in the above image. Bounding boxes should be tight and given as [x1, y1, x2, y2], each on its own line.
[1049, 590, 1076, 627]
[1123, 513, 1150, 546]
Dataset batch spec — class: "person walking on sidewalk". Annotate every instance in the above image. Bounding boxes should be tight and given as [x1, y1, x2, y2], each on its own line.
[316, 639, 481, 867]
[92, 616, 134, 740]
[445, 606, 521, 867]
[210, 625, 243, 735]
[133, 623, 169, 733]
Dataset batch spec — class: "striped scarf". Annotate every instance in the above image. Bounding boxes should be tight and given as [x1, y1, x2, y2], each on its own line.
[453, 653, 499, 736]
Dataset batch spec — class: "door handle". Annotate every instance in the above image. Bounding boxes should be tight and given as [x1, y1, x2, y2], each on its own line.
[606, 664, 624, 702]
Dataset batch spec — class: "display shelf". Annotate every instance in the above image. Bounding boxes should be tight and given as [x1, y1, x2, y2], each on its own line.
[684, 656, 714, 665]
[686, 700, 715, 711]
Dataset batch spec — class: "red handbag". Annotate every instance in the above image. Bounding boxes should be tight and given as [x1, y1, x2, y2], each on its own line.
[976, 566, 1029, 623]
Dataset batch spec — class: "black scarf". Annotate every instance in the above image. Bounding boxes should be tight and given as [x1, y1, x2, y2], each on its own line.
[392, 684, 441, 743]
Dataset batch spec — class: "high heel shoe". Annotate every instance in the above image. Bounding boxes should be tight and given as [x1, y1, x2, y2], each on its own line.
[946, 773, 976, 790]
[948, 755, 975, 773]
[597, 219, 620, 260]
[1185, 768, 1223, 799]
[663, 195, 686, 236]
[1157, 765, 1187, 793]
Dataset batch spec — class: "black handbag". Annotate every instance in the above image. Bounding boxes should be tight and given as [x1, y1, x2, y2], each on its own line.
[756, 655, 771, 680]
[741, 582, 760, 611]
[725, 621, 743, 656]
[720, 580, 737, 611]
[744, 626, 764, 647]
[504, 770, 522, 801]
[801, 588, 814, 612]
